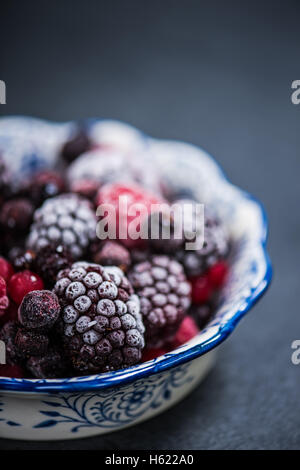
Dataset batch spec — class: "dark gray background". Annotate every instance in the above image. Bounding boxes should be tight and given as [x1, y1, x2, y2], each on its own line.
[0, 0, 299, 450]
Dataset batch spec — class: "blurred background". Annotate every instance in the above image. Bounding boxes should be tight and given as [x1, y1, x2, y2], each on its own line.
[1, 0, 300, 450]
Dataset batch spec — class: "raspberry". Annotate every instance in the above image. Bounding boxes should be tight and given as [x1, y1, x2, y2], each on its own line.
[61, 126, 91, 163]
[0, 321, 20, 365]
[170, 316, 199, 349]
[15, 328, 49, 356]
[0, 198, 34, 232]
[96, 183, 164, 248]
[0, 364, 25, 378]
[27, 193, 97, 259]
[208, 261, 229, 288]
[129, 255, 191, 348]
[24, 170, 66, 207]
[92, 241, 131, 271]
[34, 243, 73, 287]
[8, 270, 44, 305]
[0, 257, 14, 282]
[190, 273, 212, 304]
[54, 262, 145, 373]
[0, 276, 9, 316]
[26, 347, 69, 378]
[18, 290, 60, 331]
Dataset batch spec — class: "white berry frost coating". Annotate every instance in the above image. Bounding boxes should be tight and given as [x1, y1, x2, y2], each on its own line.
[27, 194, 97, 259]
[54, 262, 145, 373]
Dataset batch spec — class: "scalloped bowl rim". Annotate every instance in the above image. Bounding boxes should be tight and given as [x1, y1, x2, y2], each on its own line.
[0, 118, 272, 393]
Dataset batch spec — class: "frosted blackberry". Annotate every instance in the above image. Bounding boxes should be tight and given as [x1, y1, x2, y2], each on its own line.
[149, 200, 230, 278]
[27, 193, 97, 259]
[129, 255, 191, 348]
[54, 262, 145, 374]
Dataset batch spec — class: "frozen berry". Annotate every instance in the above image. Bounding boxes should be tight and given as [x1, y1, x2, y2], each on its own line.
[54, 262, 145, 373]
[26, 347, 69, 378]
[34, 244, 73, 287]
[8, 270, 44, 305]
[27, 193, 97, 259]
[0, 301, 18, 327]
[208, 261, 229, 288]
[24, 170, 66, 207]
[92, 241, 130, 271]
[0, 276, 9, 316]
[61, 127, 91, 164]
[170, 316, 199, 349]
[0, 198, 34, 232]
[0, 321, 20, 364]
[96, 183, 164, 248]
[129, 255, 191, 348]
[142, 347, 168, 362]
[190, 274, 212, 304]
[18, 290, 60, 331]
[189, 302, 214, 329]
[9, 248, 36, 272]
[15, 328, 49, 356]
[0, 257, 14, 282]
[0, 364, 24, 378]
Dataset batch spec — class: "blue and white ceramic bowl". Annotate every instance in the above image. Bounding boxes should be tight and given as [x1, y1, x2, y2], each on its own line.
[0, 117, 272, 440]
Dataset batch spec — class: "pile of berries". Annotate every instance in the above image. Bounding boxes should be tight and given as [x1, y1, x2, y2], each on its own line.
[0, 124, 230, 379]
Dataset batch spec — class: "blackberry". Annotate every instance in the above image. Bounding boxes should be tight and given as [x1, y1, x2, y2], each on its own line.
[27, 193, 97, 259]
[54, 262, 145, 374]
[149, 200, 229, 278]
[0, 198, 34, 232]
[34, 243, 73, 287]
[92, 241, 131, 271]
[18, 290, 61, 331]
[129, 255, 191, 348]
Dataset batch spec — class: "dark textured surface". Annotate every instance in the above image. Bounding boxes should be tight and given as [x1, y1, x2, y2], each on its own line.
[0, 0, 300, 450]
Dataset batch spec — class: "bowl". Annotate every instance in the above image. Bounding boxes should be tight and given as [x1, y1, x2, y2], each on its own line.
[0, 117, 272, 440]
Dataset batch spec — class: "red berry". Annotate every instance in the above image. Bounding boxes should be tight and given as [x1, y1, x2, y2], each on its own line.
[171, 316, 199, 349]
[0, 257, 14, 282]
[0, 364, 24, 378]
[142, 347, 168, 362]
[208, 261, 229, 288]
[8, 270, 44, 305]
[96, 183, 164, 248]
[191, 274, 212, 304]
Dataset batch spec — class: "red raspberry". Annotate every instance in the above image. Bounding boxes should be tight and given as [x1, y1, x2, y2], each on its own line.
[208, 261, 229, 288]
[0, 364, 25, 378]
[0, 276, 9, 317]
[96, 183, 164, 248]
[8, 270, 44, 305]
[191, 273, 212, 304]
[142, 347, 168, 362]
[171, 316, 199, 349]
[0, 257, 14, 282]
